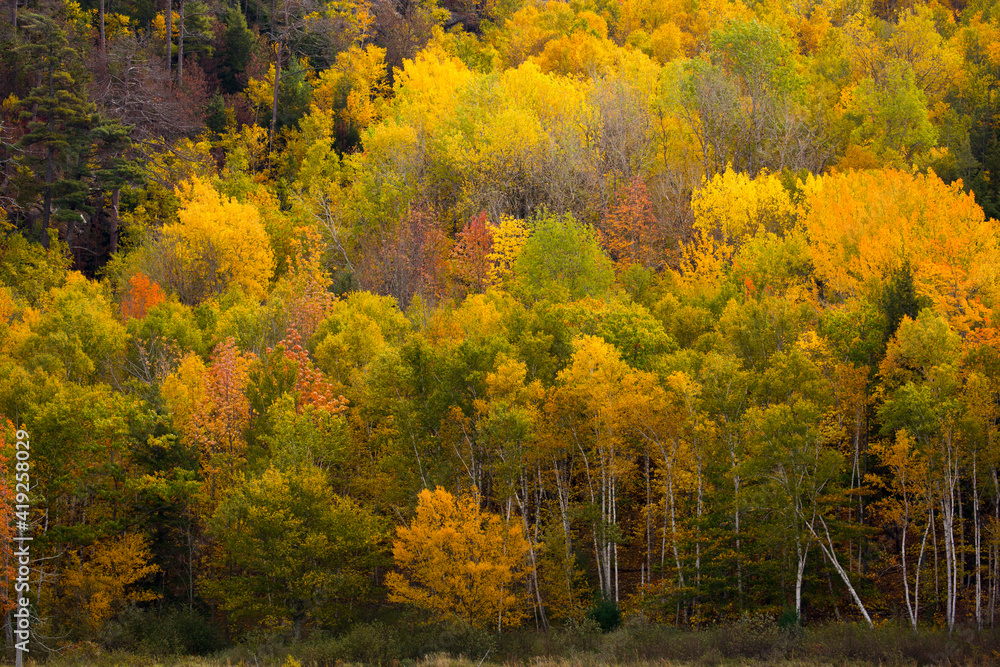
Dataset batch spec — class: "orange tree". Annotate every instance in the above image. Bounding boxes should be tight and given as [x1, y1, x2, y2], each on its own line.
[386, 487, 531, 630]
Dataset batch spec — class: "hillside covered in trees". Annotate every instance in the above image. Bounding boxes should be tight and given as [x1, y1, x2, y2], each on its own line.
[3, 0, 1000, 659]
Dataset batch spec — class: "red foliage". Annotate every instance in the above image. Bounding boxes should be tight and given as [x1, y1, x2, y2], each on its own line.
[449, 211, 493, 295]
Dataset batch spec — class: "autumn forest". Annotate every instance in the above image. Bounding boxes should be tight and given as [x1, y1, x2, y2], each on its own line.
[2, 0, 1000, 660]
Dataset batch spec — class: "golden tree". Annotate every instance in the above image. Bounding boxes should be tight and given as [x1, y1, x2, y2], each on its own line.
[386, 487, 531, 630]
[160, 176, 274, 303]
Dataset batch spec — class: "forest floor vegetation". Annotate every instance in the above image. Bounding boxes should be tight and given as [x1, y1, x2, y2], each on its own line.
[26, 616, 1000, 667]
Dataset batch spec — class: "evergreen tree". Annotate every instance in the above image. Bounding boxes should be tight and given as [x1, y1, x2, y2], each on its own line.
[220, 7, 256, 93]
[15, 12, 97, 247]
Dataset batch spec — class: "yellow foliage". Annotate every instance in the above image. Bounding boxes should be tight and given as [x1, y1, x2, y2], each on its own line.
[649, 22, 687, 62]
[246, 64, 277, 116]
[534, 30, 615, 77]
[64, 0, 94, 37]
[152, 11, 181, 40]
[675, 229, 733, 303]
[393, 45, 473, 136]
[60, 534, 160, 634]
[312, 44, 388, 133]
[99, 12, 133, 41]
[486, 215, 530, 287]
[163, 176, 275, 302]
[500, 62, 589, 125]
[220, 123, 271, 176]
[161, 352, 208, 432]
[145, 136, 217, 186]
[691, 167, 797, 245]
[386, 487, 531, 629]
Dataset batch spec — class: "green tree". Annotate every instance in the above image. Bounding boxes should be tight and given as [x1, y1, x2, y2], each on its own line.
[204, 465, 389, 640]
[220, 7, 256, 93]
[15, 12, 97, 246]
[513, 210, 614, 302]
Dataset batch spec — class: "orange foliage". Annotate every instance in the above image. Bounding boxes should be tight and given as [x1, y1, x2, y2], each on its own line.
[281, 232, 337, 341]
[601, 176, 658, 270]
[121, 273, 166, 321]
[804, 169, 1000, 333]
[187, 338, 256, 505]
[273, 329, 349, 415]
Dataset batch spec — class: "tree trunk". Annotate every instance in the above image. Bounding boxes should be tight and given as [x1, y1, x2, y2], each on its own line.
[795, 532, 810, 623]
[4, 609, 12, 663]
[166, 0, 172, 78]
[270, 40, 281, 149]
[177, 0, 184, 83]
[974, 454, 983, 629]
[109, 187, 120, 254]
[807, 514, 875, 628]
[99, 0, 106, 53]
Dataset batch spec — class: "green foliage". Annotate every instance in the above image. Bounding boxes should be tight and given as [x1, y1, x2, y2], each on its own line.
[16, 273, 127, 382]
[513, 210, 614, 302]
[220, 8, 257, 93]
[0, 228, 71, 306]
[842, 62, 937, 164]
[14, 12, 98, 237]
[586, 598, 622, 632]
[204, 465, 389, 639]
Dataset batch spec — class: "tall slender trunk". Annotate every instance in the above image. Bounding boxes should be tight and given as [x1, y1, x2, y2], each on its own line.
[99, 0, 106, 52]
[941, 486, 957, 632]
[990, 465, 1000, 628]
[177, 0, 184, 82]
[109, 187, 120, 254]
[645, 450, 652, 593]
[270, 41, 282, 149]
[515, 476, 547, 630]
[807, 514, 874, 628]
[795, 531, 810, 622]
[974, 454, 983, 629]
[902, 494, 932, 632]
[166, 0, 172, 78]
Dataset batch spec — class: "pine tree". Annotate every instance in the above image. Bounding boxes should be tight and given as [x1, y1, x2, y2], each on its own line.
[15, 12, 97, 247]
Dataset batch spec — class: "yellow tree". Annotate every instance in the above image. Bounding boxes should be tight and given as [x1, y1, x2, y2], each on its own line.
[690, 166, 796, 246]
[386, 487, 531, 630]
[160, 176, 275, 304]
[58, 534, 160, 636]
[486, 215, 530, 288]
[551, 336, 642, 604]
